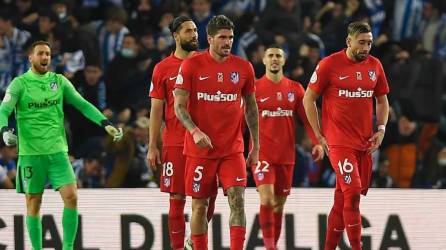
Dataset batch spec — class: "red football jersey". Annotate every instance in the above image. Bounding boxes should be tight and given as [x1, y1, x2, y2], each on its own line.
[308, 50, 389, 150]
[175, 51, 256, 159]
[149, 54, 185, 147]
[256, 76, 317, 164]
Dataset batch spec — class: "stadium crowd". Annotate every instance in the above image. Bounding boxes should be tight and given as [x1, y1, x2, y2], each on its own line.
[0, 0, 445, 189]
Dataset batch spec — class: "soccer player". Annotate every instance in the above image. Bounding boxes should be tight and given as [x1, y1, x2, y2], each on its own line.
[254, 44, 324, 249]
[174, 15, 259, 249]
[0, 41, 123, 250]
[303, 22, 389, 250]
[147, 16, 216, 249]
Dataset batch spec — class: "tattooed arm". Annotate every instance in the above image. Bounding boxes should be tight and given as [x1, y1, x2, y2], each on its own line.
[244, 93, 259, 165]
[174, 88, 213, 148]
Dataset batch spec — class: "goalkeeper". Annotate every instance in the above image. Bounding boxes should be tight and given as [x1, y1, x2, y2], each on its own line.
[0, 41, 123, 250]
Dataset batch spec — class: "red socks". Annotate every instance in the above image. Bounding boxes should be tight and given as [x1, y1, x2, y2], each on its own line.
[273, 212, 283, 244]
[168, 199, 186, 249]
[343, 188, 361, 250]
[260, 205, 275, 249]
[191, 233, 208, 250]
[325, 189, 345, 250]
[230, 226, 246, 250]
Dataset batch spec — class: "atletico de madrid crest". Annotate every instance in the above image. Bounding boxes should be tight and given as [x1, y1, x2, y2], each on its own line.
[287, 92, 295, 102]
[368, 70, 376, 81]
[50, 82, 58, 91]
[230, 72, 239, 84]
[193, 182, 201, 192]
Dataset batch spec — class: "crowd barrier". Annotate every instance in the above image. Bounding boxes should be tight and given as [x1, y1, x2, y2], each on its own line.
[1, 188, 445, 249]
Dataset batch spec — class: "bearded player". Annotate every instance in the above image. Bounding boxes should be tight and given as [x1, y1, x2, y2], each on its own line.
[303, 22, 389, 250]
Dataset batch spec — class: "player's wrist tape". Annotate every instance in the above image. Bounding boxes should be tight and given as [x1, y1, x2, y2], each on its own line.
[101, 119, 113, 128]
[189, 127, 200, 136]
[377, 125, 386, 132]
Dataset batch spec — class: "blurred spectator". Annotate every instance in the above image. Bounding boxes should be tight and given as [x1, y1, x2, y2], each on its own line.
[0, 142, 17, 184]
[105, 33, 151, 122]
[104, 116, 155, 188]
[255, 0, 302, 46]
[372, 154, 396, 188]
[191, 0, 213, 49]
[0, 164, 13, 188]
[0, 10, 30, 96]
[73, 151, 106, 188]
[418, 0, 446, 59]
[14, 0, 39, 33]
[382, 111, 418, 188]
[314, 1, 347, 55]
[67, 63, 109, 152]
[391, 0, 423, 42]
[92, 6, 129, 68]
[128, 0, 161, 35]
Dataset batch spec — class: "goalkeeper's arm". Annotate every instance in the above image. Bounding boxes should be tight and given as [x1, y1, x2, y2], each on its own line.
[62, 75, 123, 141]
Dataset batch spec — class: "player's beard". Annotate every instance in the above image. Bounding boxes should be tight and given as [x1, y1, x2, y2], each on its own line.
[353, 51, 368, 61]
[180, 39, 198, 52]
[218, 45, 231, 58]
[269, 69, 280, 74]
[32, 61, 50, 74]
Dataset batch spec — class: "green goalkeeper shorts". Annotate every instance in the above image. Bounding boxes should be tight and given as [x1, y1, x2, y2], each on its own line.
[16, 152, 76, 194]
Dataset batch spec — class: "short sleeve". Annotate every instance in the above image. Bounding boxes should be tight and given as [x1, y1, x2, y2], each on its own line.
[174, 59, 193, 91]
[242, 62, 256, 96]
[307, 59, 331, 94]
[149, 64, 166, 100]
[374, 60, 390, 97]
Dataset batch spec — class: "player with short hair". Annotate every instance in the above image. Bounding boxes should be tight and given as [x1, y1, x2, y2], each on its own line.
[147, 16, 216, 250]
[303, 22, 390, 250]
[254, 44, 324, 249]
[0, 41, 123, 250]
[174, 15, 259, 249]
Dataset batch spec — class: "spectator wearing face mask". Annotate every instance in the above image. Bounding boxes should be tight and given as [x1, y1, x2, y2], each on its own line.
[104, 33, 151, 124]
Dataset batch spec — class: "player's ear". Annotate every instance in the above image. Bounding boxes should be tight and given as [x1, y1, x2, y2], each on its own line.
[207, 34, 212, 45]
[346, 36, 352, 48]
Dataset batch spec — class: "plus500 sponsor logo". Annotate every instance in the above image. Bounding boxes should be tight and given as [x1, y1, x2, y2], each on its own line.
[261, 108, 293, 117]
[197, 91, 237, 102]
[338, 88, 373, 98]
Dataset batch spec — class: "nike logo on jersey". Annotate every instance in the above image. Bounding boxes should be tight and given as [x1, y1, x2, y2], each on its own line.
[199, 76, 209, 80]
[169, 76, 177, 80]
[283, 189, 290, 193]
[260, 97, 270, 103]
[236, 177, 245, 182]
[339, 76, 349, 80]
[347, 223, 360, 227]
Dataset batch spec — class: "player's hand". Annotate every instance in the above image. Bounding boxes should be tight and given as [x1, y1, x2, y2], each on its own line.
[104, 125, 123, 142]
[312, 144, 324, 161]
[192, 128, 213, 149]
[147, 146, 161, 171]
[317, 135, 329, 155]
[246, 147, 259, 167]
[367, 130, 385, 154]
[1, 127, 17, 146]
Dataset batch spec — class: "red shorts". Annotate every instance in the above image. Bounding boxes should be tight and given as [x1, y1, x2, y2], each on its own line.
[160, 147, 186, 195]
[251, 160, 293, 196]
[328, 147, 372, 195]
[185, 153, 246, 198]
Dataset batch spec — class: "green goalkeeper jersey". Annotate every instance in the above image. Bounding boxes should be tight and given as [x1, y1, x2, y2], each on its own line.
[0, 69, 107, 155]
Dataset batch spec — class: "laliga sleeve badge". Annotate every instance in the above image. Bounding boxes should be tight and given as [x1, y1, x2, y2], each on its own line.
[310, 71, 317, 84]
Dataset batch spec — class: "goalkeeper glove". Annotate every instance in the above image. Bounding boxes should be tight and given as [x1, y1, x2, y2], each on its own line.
[101, 120, 123, 142]
[1, 127, 17, 146]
